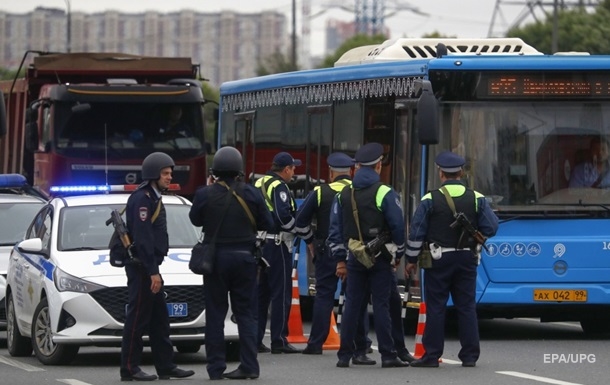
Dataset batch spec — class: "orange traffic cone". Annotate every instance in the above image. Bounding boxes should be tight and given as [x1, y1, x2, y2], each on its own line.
[322, 312, 341, 350]
[413, 302, 426, 359]
[286, 244, 308, 344]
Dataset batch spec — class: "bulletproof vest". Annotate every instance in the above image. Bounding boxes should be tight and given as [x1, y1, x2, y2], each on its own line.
[314, 179, 351, 240]
[340, 182, 388, 243]
[202, 182, 256, 244]
[427, 187, 478, 249]
[255, 174, 296, 213]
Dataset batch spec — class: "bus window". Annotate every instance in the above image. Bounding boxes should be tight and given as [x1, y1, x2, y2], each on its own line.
[333, 100, 362, 153]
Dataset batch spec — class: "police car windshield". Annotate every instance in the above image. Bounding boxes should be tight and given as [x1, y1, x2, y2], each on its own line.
[59, 204, 199, 251]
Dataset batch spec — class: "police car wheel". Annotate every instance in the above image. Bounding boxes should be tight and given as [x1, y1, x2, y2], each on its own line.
[6, 294, 33, 357]
[175, 343, 201, 354]
[31, 298, 80, 365]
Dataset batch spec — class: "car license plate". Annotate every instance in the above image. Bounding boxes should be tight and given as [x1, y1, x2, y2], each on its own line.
[167, 303, 188, 317]
[533, 289, 587, 302]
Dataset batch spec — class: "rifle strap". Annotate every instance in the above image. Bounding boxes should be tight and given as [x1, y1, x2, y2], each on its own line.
[439, 186, 457, 215]
[218, 181, 256, 232]
[350, 188, 364, 243]
[119, 199, 161, 223]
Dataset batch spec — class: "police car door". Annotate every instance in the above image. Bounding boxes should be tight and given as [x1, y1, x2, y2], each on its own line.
[18, 207, 52, 331]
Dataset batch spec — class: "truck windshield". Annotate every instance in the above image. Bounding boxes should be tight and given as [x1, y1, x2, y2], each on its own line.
[53, 102, 205, 160]
[432, 101, 610, 214]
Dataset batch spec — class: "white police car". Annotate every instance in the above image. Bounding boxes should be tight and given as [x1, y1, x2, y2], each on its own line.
[5, 184, 239, 365]
[0, 174, 48, 328]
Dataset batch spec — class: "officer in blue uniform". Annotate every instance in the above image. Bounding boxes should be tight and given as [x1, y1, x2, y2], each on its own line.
[328, 142, 409, 369]
[406, 151, 499, 368]
[255, 152, 303, 354]
[295, 152, 354, 355]
[189, 146, 274, 380]
[120, 152, 194, 381]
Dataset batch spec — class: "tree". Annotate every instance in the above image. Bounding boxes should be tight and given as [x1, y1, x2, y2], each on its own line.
[256, 51, 299, 76]
[201, 82, 220, 154]
[0, 67, 25, 80]
[318, 34, 388, 69]
[508, 1, 610, 54]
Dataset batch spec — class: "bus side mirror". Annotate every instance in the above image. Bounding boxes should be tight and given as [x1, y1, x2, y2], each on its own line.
[415, 80, 439, 145]
[0, 90, 7, 137]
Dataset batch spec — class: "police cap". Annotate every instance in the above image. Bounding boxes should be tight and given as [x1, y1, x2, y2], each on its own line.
[435, 151, 465, 173]
[354, 142, 384, 166]
[273, 152, 302, 168]
[327, 152, 354, 171]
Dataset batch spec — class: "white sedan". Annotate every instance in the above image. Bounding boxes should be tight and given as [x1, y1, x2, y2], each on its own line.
[5, 186, 239, 365]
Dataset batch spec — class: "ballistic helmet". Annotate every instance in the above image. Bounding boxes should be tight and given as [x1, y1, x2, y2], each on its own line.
[141, 152, 175, 180]
[211, 146, 243, 175]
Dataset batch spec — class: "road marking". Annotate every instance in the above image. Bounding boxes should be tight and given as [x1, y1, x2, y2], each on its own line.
[57, 380, 95, 385]
[497, 371, 584, 385]
[439, 358, 460, 365]
[0, 355, 45, 372]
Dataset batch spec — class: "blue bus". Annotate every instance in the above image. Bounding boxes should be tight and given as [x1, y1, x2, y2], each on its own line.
[219, 38, 610, 333]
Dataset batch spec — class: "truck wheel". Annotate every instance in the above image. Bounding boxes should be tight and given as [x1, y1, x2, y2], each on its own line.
[31, 298, 79, 365]
[6, 294, 33, 357]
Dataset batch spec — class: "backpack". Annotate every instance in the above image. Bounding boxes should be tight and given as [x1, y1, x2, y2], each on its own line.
[108, 201, 161, 267]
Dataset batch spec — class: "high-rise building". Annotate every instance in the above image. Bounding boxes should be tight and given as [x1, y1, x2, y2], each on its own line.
[0, 7, 287, 87]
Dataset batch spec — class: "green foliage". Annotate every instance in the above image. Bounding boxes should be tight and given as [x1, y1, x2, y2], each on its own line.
[508, 1, 610, 54]
[318, 34, 388, 68]
[201, 82, 220, 153]
[0, 67, 25, 80]
[256, 51, 299, 76]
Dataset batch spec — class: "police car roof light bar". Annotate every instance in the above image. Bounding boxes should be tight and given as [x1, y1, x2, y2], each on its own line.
[49, 183, 182, 195]
[0, 174, 28, 189]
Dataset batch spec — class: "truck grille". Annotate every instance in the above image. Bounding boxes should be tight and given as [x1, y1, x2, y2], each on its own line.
[89, 285, 204, 324]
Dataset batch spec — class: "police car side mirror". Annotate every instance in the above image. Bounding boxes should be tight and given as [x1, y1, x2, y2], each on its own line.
[17, 238, 44, 254]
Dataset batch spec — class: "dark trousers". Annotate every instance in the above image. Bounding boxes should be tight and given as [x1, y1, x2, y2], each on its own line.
[120, 265, 175, 376]
[422, 250, 480, 362]
[337, 255, 396, 362]
[205, 247, 259, 378]
[257, 241, 292, 347]
[306, 242, 339, 349]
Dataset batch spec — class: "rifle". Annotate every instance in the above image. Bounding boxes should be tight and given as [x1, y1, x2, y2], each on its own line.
[450, 212, 490, 253]
[365, 231, 392, 257]
[106, 209, 139, 264]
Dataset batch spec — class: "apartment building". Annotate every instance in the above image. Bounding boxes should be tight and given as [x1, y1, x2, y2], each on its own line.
[0, 7, 288, 87]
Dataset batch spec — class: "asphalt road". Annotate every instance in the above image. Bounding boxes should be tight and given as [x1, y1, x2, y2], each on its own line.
[1, 318, 608, 385]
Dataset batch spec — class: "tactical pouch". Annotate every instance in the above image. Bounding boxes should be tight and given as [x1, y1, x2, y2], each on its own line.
[348, 238, 375, 269]
[419, 243, 433, 269]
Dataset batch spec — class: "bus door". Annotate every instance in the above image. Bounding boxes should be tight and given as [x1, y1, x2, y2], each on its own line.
[297, 104, 333, 301]
[232, 110, 256, 183]
[363, 99, 395, 185]
[394, 98, 423, 314]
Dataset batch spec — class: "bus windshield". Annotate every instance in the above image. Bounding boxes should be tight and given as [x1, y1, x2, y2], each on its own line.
[435, 101, 610, 213]
[53, 102, 205, 160]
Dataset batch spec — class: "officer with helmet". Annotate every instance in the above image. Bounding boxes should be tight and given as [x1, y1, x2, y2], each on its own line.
[328, 142, 408, 369]
[120, 152, 195, 381]
[189, 146, 274, 380]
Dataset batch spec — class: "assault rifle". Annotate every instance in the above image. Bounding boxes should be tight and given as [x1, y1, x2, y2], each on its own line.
[365, 231, 392, 257]
[450, 212, 490, 253]
[106, 209, 140, 265]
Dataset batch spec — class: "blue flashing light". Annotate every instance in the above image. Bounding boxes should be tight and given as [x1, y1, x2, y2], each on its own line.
[49, 185, 111, 194]
[0, 174, 27, 189]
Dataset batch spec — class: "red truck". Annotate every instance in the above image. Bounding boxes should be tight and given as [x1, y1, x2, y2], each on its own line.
[0, 52, 211, 198]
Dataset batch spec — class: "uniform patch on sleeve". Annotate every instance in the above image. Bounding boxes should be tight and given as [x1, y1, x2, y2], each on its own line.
[139, 207, 149, 221]
[279, 191, 288, 202]
[395, 197, 403, 210]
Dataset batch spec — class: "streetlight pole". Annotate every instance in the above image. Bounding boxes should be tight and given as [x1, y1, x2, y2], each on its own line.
[63, 0, 71, 53]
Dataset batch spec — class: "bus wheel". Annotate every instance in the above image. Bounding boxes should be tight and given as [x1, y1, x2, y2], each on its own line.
[580, 318, 610, 335]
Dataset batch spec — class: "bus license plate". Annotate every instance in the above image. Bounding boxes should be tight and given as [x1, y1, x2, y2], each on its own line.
[533, 289, 587, 302]
[167, 303, 188, 317]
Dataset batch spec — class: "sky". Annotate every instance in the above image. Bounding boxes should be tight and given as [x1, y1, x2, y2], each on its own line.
[1, 1, 541, 57]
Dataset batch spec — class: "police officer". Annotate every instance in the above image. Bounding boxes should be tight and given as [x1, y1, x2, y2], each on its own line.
[328, 142, 408, 368]
[255, 151, 303, 354]
[120, 152, 194, 381]
[295, 152, 355, 355]
[406, 151, 499, 368]
[189, 146, 274, 380]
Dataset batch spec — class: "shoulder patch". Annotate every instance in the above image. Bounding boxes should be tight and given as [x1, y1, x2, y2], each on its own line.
[395, 197, 403, 210]
[139, 207, 149, 221]
[279, 191, 288, 202]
